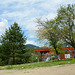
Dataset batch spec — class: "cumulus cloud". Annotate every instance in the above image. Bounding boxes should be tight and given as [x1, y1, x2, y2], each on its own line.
[26, 40, 44, 47]
[0, 19, 9, 36]
[26, 40, 37, 45]
[0, 0, 75, 45]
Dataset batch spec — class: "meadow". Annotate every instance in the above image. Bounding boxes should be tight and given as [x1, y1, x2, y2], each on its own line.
[0, 58, 75, 70]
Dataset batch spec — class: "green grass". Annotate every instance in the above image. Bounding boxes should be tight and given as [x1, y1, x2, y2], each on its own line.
[0, 59, 75, 70]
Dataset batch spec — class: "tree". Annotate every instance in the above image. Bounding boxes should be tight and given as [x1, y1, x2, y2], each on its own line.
[36, 18, 64, 60]
[37, 51, 41, 62]
[1, 22, 26, 65]
[56, 4, 75, 48]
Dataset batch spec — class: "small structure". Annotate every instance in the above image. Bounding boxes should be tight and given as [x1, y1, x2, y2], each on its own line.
[34, 47, 75, 60]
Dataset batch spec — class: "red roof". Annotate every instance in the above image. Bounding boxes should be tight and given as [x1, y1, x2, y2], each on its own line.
[64, 47, 75, 50]
[34, 47, 75, 52]
[34, 48, 50, 51]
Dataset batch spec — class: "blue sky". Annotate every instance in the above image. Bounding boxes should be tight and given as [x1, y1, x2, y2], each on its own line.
[0, 0, 75, 46]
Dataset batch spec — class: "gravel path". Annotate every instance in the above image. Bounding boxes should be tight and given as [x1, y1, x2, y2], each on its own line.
[0, 64, 75, 75]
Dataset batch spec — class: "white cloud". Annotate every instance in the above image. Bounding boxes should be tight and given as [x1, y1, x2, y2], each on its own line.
[26, 40, 44, 47]
[0, 0, 75, 46]
[26, 40, 37, 45]
[0, 19, 9, 36]
[22, 17, 38, 38]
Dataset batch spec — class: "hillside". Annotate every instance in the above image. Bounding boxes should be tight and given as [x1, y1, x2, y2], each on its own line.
[26, 44, 39, 48]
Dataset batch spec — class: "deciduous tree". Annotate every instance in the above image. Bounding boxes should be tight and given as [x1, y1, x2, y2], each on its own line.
[36, 19, 64, 60]
[57, 4, 75, 48]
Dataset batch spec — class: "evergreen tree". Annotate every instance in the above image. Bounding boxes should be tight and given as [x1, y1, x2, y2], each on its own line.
[1, 22, 26, 65]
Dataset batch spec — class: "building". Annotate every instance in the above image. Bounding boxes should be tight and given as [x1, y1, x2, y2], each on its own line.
[34, 47, 75, 60]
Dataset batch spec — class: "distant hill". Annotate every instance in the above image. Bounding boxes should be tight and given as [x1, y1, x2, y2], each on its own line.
[26, 44, 39, 49]
[26, 43, 72, 49]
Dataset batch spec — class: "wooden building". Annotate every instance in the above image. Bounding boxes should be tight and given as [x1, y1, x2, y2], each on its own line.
[34, 47, 75, 59]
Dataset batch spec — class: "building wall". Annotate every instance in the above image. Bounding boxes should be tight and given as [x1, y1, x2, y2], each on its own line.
[34, 47, 75, 59]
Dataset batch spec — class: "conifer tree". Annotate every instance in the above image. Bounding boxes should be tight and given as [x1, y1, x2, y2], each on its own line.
[1, 22, 26, 64]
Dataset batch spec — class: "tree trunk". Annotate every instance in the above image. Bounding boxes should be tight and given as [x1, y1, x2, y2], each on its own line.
[13, 55, 15, 65]
[71, 42, 75, 49]
[12, 49, 15, 65]
[54, 47, 60, 60]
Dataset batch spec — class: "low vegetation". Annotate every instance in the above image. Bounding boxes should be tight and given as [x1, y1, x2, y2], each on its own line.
[0, 59, 75, 70]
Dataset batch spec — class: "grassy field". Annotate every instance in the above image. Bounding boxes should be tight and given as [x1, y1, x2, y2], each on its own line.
[0, 59, 75, 70]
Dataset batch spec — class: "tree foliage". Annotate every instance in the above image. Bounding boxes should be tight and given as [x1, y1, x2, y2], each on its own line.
[0, 22, 27, 65]
[56, 4, 75, 48]
[36, 4, 75, 57]
[36, 18, 64, 56]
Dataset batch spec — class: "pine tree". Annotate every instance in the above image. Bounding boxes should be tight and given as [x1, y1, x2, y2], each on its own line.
[1, 22, 26, 65]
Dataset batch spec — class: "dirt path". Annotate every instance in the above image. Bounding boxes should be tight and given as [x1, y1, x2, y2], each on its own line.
[0, 64, 75, 75]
